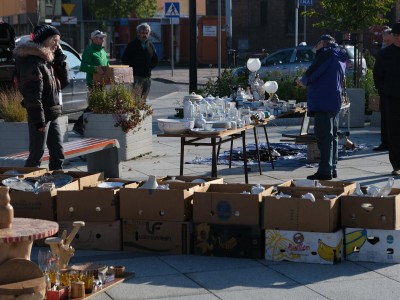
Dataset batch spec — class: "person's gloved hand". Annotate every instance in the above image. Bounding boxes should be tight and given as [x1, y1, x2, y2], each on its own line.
[54, 46, 66, 63]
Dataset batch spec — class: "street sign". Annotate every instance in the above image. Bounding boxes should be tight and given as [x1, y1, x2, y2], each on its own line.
[61, 16, 77, 25]
[165, 2, 180, 18]
[62, 3, 75, 16]
[299, 0, 313, 6]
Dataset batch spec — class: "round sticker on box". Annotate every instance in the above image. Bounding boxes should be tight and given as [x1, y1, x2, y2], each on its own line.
[387, 235, 394, 244]
[216, 201, 232, 220]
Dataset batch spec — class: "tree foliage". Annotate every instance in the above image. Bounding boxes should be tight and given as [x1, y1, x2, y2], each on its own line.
[303, 0, 397, 32]
[85, 0, 157, 19]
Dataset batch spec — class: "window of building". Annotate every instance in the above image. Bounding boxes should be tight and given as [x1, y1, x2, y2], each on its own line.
[45, 0, 53, 6]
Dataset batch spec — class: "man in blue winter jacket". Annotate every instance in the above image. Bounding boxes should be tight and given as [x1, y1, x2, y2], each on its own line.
[297, 34, 348, 180]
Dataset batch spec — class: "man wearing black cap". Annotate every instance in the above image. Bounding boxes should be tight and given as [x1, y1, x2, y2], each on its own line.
[374, 22, 400, 176]
[14, 24, 69, 170]
[296, 34, 348, 180]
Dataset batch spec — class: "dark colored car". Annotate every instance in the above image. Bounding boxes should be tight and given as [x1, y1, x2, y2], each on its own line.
[0, 22, 88, 115]
[233, 44, 367, 80]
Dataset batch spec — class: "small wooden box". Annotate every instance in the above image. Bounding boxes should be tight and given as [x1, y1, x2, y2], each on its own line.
[93, 65, 133, 85]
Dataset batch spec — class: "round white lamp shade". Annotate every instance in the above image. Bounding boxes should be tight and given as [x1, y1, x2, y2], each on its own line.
[264, 81, 278, 94]
[247, 58, 261, 72]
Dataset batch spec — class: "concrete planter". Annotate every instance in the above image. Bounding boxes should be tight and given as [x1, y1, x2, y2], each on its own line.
[339, 88, 365, 128]
[0, 115, 69, 156]
[84, 113, 152, 161]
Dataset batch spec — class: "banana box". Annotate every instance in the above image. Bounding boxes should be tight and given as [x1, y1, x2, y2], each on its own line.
[345, 228, 400, 263]
[264, 229, 343, 264]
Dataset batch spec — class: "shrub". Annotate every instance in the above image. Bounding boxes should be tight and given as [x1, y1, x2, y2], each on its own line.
[0, 90, 27, 122]
[88, 82, 153, 133]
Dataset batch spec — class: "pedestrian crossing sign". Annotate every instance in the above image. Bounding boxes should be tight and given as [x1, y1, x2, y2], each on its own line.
[165, 2, 180, 18]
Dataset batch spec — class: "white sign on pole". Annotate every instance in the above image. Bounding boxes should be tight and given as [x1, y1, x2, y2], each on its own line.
[61, 16, 77, 24]
[203, 25, 217, 37]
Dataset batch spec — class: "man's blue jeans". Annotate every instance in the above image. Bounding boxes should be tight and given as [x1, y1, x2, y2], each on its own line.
[313, 111, 339, 176]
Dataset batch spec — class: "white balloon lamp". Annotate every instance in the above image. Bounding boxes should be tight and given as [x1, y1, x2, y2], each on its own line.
[247, 58, 261, 72]
[264, 81, 279, 102]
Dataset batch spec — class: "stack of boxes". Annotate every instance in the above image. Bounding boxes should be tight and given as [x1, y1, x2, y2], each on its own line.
[263, 180, 356, 264]
[193, 183, 274, 259]
[57, 178, 139, 251]
[4, 166, 400, 265]
[119, 176, 223, 254]
[341, 186, 400, 263]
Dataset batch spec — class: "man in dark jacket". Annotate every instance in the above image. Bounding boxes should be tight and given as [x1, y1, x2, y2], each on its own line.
[297, 34, 348, 180]
[14, 24, 69, 170]
[122, 22, 158, 99]
[374, 22, 400, 176]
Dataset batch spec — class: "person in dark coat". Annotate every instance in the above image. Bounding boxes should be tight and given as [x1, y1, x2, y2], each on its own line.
[122, 22, 158, 99]
[14, 24, 69, 170]
[297, 34, 348, 180]
[374, 22, 400, 176]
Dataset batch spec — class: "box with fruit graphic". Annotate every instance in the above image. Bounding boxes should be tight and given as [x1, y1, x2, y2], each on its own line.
[264, 229, 343, 264]
[345, 228, 400, 263]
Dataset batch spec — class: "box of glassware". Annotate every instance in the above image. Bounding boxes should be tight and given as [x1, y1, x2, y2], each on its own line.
[264, 229, 343, 264]
[341, 187, 400, 230]
[345, 227, 400, 263]
[262, 189, 342, 232]
[193, 183, 274, 226]
[278, 179, 356, 196]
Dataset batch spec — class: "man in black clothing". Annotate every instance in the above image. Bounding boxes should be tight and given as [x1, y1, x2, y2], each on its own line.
[122, 23, 158, 99]
[373, 22, 400, 175]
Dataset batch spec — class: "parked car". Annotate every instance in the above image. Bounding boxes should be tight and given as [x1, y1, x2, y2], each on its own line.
[232, 44, 367, 80]
[0, 23, 88, 115]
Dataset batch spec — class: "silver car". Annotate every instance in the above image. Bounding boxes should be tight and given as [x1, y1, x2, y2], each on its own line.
[233, 45, 367, 80]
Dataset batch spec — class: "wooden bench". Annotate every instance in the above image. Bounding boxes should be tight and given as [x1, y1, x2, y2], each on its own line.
[0, 138, 120, 178]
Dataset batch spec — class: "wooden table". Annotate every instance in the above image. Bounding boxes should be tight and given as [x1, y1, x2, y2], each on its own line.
[0, 218, 59, 264]
[158, 125, 262, 183]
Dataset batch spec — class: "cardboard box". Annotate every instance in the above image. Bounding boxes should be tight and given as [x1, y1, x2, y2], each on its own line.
[93, 65, 133, 85]
[194, 223, 264, 259]
[46, 286, 69, 300]
[58, 220, 121, 251]
[52, 171, 104, 189]
[119, 183, 206, 221]
[193, 184, 274, 225]
[341, 188, 400, 229]
[158, 176, 224, 185]
[368, 95, 380, 112]
[122, 219, 193, 254]
[278, 179, 356, 195]
[11, 179, 80, 221]
[57, 189, 119, 222]
[263, 190, 341, 232]
[345, 227, 400, 263]
[0, 166, 48, 180]
[265, 229, 343, 264]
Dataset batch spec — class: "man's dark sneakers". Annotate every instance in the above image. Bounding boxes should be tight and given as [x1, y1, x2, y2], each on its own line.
[307, 173, 333, 180]
[332, 170, 337, 178]
[373, 145, 388, 151]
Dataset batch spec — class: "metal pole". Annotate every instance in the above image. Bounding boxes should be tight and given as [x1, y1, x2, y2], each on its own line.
[189, 0, 197, 92]
[303, 6, 306, 43]
[218, 0, 221, 76]
[225, 0, 232, 49]
[295, 0, 299, 46]
[171, 18, 174, 77]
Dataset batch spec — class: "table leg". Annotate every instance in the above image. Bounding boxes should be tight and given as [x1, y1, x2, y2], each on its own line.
[180, 137, 185, 176]
[263, 125, 275, 170]
[242, 131, 249, 184]
[229, 138, 234, 169]
[253, 127, 263, 175]
[211, 137, 217, 177]
[217, 138, 222, 165]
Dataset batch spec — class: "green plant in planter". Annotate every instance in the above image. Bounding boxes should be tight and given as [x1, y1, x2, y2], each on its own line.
[0, 89, 27, 122]
[88, 82, 153, 133]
